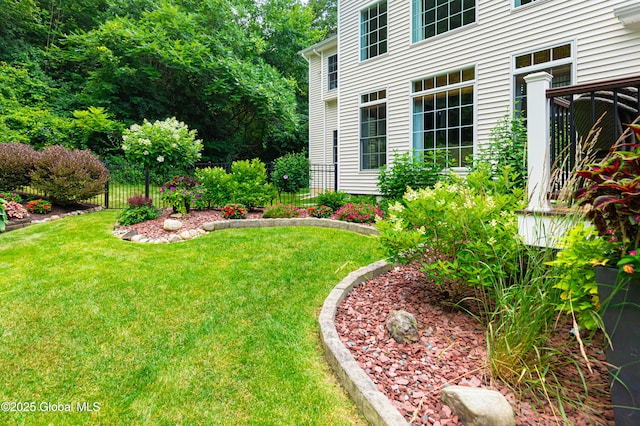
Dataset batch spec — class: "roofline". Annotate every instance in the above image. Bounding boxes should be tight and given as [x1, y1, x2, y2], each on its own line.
[299, 35, 338, 59]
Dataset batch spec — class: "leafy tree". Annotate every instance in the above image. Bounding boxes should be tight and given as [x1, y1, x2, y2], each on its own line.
[51, 2, 300, 161]
[308, 0, 337, 35]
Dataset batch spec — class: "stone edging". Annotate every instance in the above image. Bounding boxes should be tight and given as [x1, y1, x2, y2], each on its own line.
[113, 217, 379, 243]
[4, 206, 104, 232]
[319, 260, 409, 426]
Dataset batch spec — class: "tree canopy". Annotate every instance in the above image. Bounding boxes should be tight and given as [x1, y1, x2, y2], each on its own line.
[0, 0, 336, 162]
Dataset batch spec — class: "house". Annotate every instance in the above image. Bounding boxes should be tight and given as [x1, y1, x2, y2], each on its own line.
[301, 0, 640, 196]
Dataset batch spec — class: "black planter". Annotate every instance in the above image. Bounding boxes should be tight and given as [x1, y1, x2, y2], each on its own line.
[596, 266, 640, 425]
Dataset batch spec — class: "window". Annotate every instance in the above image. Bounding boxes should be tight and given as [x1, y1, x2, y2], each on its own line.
[515, 0, 538, 7]
[412, 68, 475, 167]
[513, 43, 572, 116]
[360, 89, 387, 170]
[328, 55, 338, 90]
[361, 2, 387, 61]
[412, 0, 475, 43]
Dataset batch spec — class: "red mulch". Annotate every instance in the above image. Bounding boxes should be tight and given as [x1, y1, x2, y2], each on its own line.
[335, 257, 615, 425]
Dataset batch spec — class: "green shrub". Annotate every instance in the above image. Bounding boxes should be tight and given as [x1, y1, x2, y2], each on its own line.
[376, 168, 526, 288]
[263, 204, 301, 218]
[473, 108, 527, 188]
[314, 191, 349, 211]
[31, 145, 109, 205]
[117, 194, 160, 225]
[271, 152, 310, 193]
[334, 203, 382, 224]
[0, 142, 40, 190]
[546, 223, 608, 330]
[230, 159, 274, 210]
[378, 150, 445, 200]
[307, 205, 333, 218]
[195, 166, 234, 208]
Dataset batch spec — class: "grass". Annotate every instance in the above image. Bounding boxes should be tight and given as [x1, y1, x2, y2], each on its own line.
[0, 211, 381, 424]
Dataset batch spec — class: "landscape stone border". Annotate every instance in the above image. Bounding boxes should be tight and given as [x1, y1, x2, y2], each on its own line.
[113, 217, 379, 243]
[319, 260, 409, 426]
[4, 206, 104, 232]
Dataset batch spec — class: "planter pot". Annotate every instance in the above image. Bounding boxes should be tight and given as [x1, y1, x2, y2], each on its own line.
[596, 266, 640, 425]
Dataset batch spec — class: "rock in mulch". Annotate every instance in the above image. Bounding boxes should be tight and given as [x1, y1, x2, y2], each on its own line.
[386, 310, 420, 344]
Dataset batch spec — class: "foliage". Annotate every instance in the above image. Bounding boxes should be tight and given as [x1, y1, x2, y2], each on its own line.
[122, 117, 203, 174]
[72, 106, 124, 156]
[575, 134, 640, 262]
[546, 223, 608, 330]
[4, 201, 28, 219]
[376, 168, 526, 289]
[307, 205, 332, 218]
[0, 192, 22, 203]
[473, 107, 528, 188]
[0, 142, 40, 190]
[31, 145, 109, 205]
[230, 159, 275, 210]
[263, 204, 301, 218]
[378, 150, 445, 200]
[0, 105, 76, 149]
[195, 167, 234, 208]
[314, 190, 349, 211]
[117, 195, 160, 225]
[334, 203, 382, 224]
[222, 204, 247, 219]
[484, 246, 573, 409]
[0, 198, 6, 232]
[26, 199, 52, 214]
[271, 152, 310, 193]
[53, 2, 302, 161]
[160, 176, 201, 215]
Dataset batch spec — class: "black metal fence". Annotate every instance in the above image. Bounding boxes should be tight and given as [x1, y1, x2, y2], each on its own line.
[19, 160, 338, 209]
[548, 75, 640, 193]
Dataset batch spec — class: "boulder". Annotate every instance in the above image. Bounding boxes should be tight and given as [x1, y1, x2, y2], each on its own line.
[121, 230, 138, 241]
[163, 219, 182, 231]
[440, 386, 515, 426]
[386, 310, 419, 343]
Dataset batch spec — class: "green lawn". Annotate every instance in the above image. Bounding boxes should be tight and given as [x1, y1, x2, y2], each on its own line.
[0, 211, 381, 425]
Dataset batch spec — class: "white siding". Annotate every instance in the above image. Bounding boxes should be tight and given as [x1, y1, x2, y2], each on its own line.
[305, 42, 338, 165]
[334, 0, 640, 194]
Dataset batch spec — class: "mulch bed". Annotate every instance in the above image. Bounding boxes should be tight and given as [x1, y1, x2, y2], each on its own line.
[335, 257, 615, 425]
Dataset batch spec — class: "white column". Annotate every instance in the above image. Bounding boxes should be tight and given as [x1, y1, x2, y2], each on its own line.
[524, 72, 553, 212]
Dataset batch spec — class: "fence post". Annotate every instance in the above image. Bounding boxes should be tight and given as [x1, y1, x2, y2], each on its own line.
[104, 159, 110, 209]
[145, 169, 150, 200]
[524, 72, 553, 212]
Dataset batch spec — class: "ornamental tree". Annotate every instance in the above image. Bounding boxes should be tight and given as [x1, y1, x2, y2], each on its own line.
[122, 117, 203, 174]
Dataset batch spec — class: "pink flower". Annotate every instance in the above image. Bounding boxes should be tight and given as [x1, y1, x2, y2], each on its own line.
[631, 250, 638, 256]
[606, 229, 616, 235]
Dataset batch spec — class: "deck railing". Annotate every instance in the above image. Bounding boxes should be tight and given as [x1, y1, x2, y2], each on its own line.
[547, 75, 640, 194]
[523, 73, 640, 212]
